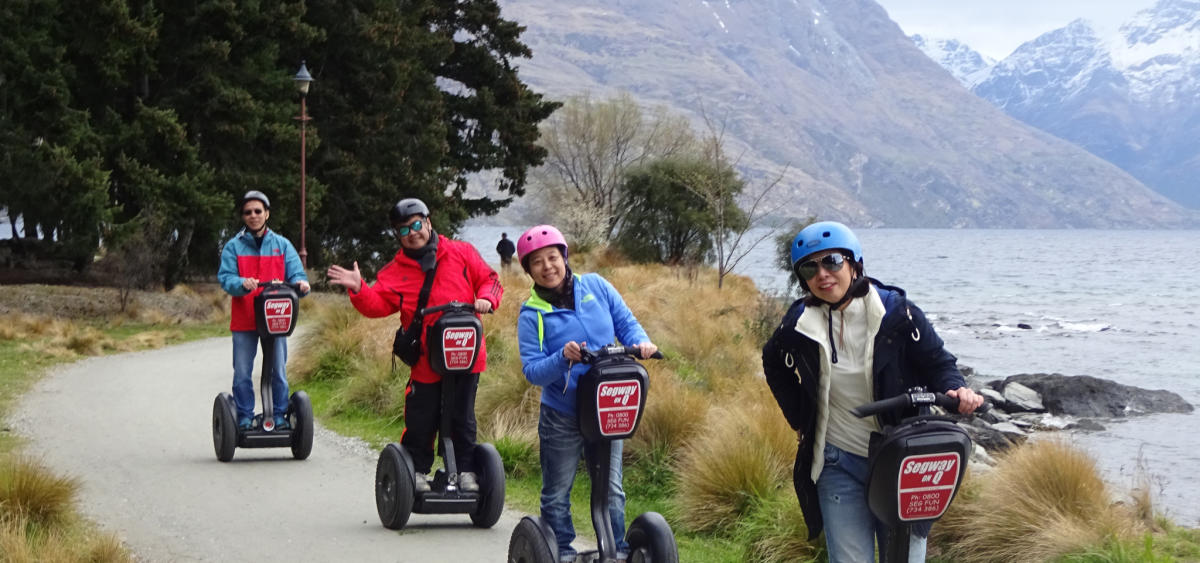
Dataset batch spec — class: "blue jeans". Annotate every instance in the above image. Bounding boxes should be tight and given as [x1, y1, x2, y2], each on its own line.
[817, 443, 927, 563]
[231, 331, 289, 421]
[539, 404, 627, 561]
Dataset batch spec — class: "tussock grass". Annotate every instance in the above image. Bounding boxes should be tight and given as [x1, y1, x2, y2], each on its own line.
[735, 489, 818, 563]
[626, 370, 707, 460]
[0, 515, 130, 563]
[674, 385, 795, 533]
[932, 439, 1137, 562]
[0, 456, 79, 528]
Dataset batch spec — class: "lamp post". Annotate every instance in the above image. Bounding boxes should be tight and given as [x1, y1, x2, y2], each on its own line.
[294, 61, 314, 267]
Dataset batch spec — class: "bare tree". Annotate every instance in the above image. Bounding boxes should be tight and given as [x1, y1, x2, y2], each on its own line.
[682, 112, 787, 289]
[535, 92, 698, 239]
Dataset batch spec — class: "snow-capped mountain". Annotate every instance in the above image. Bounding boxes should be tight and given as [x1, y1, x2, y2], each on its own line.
[910, 34, 996, 87]
[491, 0, 1192, 227]
[968, 0, 1200, 208]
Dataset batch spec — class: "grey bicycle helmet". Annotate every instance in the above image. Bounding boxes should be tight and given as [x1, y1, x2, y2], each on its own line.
[240, 190, 271, 210]
[389, 198, 430, 225]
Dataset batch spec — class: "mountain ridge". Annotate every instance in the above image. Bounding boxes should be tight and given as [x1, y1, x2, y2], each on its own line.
[493, 0, 1194, 227]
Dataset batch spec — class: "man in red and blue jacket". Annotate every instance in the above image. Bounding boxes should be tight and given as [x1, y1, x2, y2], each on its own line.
[218, 190, 310, 431]
[326, 197, 502, 493]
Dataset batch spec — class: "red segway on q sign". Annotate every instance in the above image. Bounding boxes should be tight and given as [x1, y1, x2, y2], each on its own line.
[374, 302, 506, 531]
[212, 281, 314, 462]
[851, 388, 979, 563]
[507, 344, 677, 563]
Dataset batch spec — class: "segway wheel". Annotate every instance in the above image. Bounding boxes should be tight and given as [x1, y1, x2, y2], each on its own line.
[507, 516, 557, 563]
[289, 391, 314, 460]
[212, 393, 236, 462]
[375, 443, 415, 530]
[626, 512, 678, 563]
[470, 443, 506, 528]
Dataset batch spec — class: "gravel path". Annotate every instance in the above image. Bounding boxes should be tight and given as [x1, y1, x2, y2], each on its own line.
[10, 334, 524, 562]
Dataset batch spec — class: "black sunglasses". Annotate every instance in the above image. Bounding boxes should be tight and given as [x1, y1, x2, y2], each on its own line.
[795, 253, 847, 281]
[396, 219, 423, 236]
[242, 208, 265, 216]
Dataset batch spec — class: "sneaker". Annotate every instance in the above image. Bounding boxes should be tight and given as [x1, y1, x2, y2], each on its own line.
[274, 415, 291, 431]
[459, 472, 479, 492]
[237, 417, 253, 431]
[413, 472, 432, 493]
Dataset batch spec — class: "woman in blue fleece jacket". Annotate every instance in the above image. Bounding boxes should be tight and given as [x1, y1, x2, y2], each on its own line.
[515, 224, 657, 562]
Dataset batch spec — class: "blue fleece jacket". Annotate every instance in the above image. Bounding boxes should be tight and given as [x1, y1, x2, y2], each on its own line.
[518, 273, 650, 416]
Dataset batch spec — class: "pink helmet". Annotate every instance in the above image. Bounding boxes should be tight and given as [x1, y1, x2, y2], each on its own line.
[517, 225, 568, 269]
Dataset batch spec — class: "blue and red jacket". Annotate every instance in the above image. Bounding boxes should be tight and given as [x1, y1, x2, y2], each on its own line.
[218, 227, 308, 331]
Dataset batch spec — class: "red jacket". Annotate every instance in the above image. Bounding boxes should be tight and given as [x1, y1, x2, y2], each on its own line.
[348, 235, 502, 383]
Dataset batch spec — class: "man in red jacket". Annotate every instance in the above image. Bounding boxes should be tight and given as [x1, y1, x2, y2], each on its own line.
[326, 198, 502, 492]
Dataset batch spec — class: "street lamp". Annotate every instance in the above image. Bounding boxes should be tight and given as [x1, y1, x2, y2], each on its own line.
[294, 61, 314, 267]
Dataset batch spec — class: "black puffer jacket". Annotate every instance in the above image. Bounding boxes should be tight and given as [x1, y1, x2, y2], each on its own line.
[761, 278, 965, 540]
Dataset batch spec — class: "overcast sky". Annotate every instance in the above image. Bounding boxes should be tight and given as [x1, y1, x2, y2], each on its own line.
[874, 0, 1161, 60]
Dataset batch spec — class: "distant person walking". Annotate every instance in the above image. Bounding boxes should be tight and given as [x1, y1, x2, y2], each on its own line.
[496, 232, 516, 271]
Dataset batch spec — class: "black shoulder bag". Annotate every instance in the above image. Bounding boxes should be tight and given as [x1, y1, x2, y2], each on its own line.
[392, 264, 437, 367]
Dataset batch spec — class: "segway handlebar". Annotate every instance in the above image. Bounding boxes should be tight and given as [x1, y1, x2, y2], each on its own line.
[260, 279, 306, 292]
[579, 343, 665, 363]
[851, 390, 963, 419]
[418, 301, 492, 316]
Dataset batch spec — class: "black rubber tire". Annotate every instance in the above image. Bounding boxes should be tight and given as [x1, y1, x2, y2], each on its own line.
[470, 443, 506, 528]
[212, 393, 236, 462]
[626, 512, 678, 563]
[375, 443, 415, 530]
[289, 391, 314, 460]
[507, 516, 557, 563]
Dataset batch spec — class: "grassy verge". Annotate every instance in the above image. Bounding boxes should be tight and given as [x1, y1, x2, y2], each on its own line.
[292, 254, 1200, 563]
[0, 284, 228, 561]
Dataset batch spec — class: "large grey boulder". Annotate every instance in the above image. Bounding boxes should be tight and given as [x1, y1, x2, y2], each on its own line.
[1001, 382, 1046, 413]
[1002, 374, 1193, 418]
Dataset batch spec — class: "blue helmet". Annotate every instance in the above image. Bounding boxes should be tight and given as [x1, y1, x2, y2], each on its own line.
[790, 221, 863, 278]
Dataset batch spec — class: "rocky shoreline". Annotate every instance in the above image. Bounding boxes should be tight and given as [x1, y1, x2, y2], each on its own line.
[956, 370, 1195, 467]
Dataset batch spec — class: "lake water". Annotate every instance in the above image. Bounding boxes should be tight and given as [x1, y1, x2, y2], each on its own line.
[460, 225, 1200, 526]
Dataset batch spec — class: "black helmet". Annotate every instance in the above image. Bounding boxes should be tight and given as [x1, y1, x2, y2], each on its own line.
[240, 190, 271, 210]
[389, 198, 429, 225]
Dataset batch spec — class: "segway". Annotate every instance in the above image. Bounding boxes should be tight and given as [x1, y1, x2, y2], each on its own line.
[508, 344, 678, 563]
[851, 388, 977, 563]
[374, 302, 505, 530]
[212, 281, 314, 462]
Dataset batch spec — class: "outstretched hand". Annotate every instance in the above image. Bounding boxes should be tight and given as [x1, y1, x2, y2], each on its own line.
[326, 261, 363, 293]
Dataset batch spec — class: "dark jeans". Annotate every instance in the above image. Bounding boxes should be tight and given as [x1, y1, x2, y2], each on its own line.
[401, 374, 479, 474]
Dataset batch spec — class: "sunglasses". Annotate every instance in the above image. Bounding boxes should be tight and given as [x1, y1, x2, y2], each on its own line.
[242, 208, 265, 216]
[795, 253, 847, 281]
[396, 220, 423, 236]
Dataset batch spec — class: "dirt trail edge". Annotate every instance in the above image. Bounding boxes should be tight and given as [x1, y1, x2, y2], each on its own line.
[11, 334, 521, 562]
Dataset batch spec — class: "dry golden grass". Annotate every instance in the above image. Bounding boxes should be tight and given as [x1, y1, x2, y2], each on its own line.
[0, 456, 79, 528]
[0, 515, 130, 563]
[626, 369, 707, 459]
[673, 385, 796, 532]
[932, 439, 1138, 562]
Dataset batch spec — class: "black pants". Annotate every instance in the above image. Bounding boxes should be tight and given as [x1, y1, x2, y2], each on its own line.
[401, 374, 479, 474]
